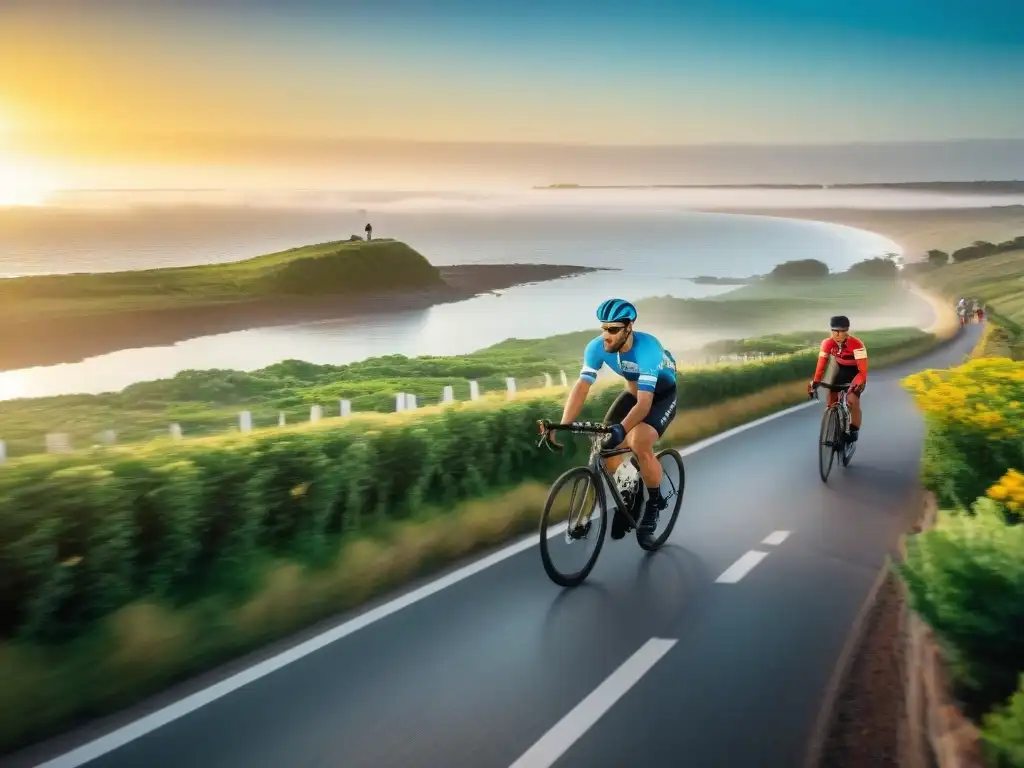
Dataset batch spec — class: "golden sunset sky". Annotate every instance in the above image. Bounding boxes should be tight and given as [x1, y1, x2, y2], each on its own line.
[1, 0, 1021, 198]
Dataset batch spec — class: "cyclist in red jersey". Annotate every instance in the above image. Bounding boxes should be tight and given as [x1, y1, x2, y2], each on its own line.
[807, 315, 868, 442]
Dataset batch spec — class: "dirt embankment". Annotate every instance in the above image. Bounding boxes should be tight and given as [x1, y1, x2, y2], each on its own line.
[0, 263, 603, 372]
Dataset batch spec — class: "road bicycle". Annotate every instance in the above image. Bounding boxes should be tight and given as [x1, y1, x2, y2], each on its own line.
[811, 381, 857, 482]
[535, 419, 685, 587]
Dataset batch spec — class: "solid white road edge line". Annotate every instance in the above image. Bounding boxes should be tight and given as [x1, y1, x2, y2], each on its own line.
[33, 400, 817, 768]
[715, 550, 770, 583]
[507, 638, 678, 768]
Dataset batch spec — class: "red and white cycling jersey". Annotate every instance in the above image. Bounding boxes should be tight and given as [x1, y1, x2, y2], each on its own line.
[813, 335, 868, 388]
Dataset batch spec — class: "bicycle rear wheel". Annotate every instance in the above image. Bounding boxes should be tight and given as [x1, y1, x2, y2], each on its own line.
[840, 422, 856, 468]
[818, 407, 839, 482]
[539, 466, 608, 587]
[637, 448, 686, 551]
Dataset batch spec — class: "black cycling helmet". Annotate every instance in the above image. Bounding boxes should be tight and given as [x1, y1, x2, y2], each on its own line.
[830, 315, 851, 330]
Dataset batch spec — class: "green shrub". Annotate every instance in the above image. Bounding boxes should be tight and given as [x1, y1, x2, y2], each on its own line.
[983, 673, 1024, 767]
[896, 497, 1024, 717]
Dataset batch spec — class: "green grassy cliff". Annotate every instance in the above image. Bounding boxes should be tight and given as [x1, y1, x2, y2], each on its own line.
[0, 238, 445, 321]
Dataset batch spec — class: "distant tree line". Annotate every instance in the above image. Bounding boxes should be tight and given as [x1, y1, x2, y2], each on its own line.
[924, 235, 1024, 267]
[764, 254, 900, 282]
[730, 234, 1022, 284]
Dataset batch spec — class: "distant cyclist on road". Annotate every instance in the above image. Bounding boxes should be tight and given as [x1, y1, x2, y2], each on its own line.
[956, 297, 970, 324]
[546, 298, 678, 540]
[808, 315, 868, 442]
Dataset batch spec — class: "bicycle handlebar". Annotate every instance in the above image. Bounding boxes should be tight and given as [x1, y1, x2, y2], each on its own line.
[810, 381, 853, 400]
[537, 419, 612, 435]
[536, 419, 613, 451]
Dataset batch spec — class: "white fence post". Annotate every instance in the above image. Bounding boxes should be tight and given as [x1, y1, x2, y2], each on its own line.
[469, 381, 480, 400]
[310, 405, 323, 422]
[395, 393, 406, 411]
[170, 423, 183, 439]
[406, 394, 417, 410]
[442, 385, 454, 404]
[544, 373, 553, 388]
[45, 433, 71, 453]
[239, 411, 252, 433]
[560, 370, 568, 387]
[0, 440, 6, 463]
[279, 411, 286, 426]
[506, 377, 517, 399]
[340, 399, 351, 417]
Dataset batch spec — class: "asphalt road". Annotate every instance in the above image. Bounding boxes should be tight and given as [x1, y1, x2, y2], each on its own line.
[18, 324, 980, 768]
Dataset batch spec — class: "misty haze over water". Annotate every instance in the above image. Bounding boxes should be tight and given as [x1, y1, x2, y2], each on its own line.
[0, 187, 918, 400]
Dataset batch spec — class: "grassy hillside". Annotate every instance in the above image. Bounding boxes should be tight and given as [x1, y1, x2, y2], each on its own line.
[916, 248, 1024, 332]
[917, 248, 1024, 359]
[702, 326, 930, 356]
[638, 276, 907, 328]
[0, 239, 444, 321]
[0, 324, 926, 459]
[0, 339, 585, 456]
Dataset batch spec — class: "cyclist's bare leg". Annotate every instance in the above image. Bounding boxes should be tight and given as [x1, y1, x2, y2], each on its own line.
[603, 451, 629, 476]
[627, 424, 662, 489]
[847, 391, 862, 428]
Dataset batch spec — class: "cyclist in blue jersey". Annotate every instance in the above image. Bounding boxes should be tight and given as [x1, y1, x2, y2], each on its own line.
[546, 298, 678, 541]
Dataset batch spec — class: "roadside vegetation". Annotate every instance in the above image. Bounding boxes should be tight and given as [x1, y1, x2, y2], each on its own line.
[913, 246, 1024, 359]
[0, 312, 952, 755]
[893, 241, 1024, 766]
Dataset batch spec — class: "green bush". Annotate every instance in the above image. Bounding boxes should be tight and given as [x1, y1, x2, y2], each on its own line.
[983, 673, 1024, 767]
[896, 497, 1024, 718]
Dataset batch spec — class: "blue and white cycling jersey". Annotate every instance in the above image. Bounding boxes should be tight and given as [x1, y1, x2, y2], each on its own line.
[579, 331, 677, 395]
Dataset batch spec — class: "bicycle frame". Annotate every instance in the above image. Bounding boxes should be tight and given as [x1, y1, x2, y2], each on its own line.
[538, 420, 643, 528]
[813, 382, 853, 443]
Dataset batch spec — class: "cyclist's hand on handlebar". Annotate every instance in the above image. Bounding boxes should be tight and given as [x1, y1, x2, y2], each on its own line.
[807, 380, 819, 399]
[536, 419, 564, 451]
[601, 423, 626, 450]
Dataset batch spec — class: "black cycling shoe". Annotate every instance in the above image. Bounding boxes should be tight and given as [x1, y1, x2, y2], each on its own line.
[639, 495, 666, 536]
[610, 491, 634, 539]
[847, 426, 860, 442]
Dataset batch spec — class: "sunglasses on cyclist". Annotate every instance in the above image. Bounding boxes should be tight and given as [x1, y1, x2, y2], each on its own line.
[601, 324, 627, 334]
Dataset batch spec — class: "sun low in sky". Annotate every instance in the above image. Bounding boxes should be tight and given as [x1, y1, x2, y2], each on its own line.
[0, 108, 57, 205]
[0, 0, 1022, 192]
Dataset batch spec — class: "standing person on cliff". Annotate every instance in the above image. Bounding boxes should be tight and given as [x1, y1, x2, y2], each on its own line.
[364, 222, 373, 241]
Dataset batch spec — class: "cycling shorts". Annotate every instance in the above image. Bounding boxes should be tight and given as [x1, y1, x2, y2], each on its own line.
[829, 364, 865, 393]
[603, 386, 678, 437]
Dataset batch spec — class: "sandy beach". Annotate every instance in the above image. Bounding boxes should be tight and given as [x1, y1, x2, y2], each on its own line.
[698, 205, 1024, 258]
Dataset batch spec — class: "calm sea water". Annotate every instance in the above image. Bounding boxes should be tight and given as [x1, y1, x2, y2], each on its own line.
[0, 189, 916, 401]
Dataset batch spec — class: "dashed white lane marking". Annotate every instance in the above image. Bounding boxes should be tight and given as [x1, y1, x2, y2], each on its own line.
[508, 638, 678, 768]
[761, 530, 791, 546]
[715, 550, 770, 583]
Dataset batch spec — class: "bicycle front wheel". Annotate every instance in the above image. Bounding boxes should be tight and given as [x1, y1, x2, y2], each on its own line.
[818, 407, 839, 483]
[637, 448, 686, 551]
[539, 465, 608, 587]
